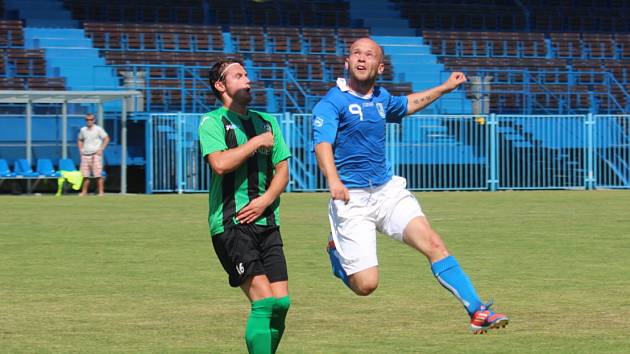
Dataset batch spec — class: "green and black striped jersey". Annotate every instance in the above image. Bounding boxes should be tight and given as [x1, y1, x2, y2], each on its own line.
[199, 107, 291, 236]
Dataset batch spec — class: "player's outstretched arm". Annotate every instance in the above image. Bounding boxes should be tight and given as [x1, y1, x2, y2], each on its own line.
[314, 142, 349, 202]
[236, 159, 288, 224]
[406, 72, 467, 115]
[207, 131, 274, 175]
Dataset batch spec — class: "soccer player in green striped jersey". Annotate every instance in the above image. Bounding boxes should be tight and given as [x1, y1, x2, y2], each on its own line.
[200, 59, 291, 354]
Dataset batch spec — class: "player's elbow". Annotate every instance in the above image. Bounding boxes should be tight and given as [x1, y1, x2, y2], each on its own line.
[211, 163, 230, 176]
[212, 168, 227, 176]
[207, 155, 229, 176]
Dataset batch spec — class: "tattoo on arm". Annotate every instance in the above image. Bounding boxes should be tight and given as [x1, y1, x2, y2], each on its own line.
[413, 95, 432, 105]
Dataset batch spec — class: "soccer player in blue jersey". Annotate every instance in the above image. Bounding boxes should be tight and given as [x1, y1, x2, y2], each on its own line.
[312, 38, 509, 334]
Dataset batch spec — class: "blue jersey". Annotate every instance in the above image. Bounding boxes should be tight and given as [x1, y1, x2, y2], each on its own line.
[312, 78, 408, 188]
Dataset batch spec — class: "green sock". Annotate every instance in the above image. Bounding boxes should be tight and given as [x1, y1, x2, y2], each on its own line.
[270, 296, 291, 353]
[245, 297, 274, 354]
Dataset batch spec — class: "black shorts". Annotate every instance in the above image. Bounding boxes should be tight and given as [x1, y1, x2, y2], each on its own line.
[212, 224, 288, 287]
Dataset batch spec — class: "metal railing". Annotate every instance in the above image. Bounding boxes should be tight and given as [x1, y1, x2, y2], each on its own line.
[146, 113, 630, 193]
[92, 63, 319, 113]
[91, 63, 629, 116]
[438, 69, 630, 115]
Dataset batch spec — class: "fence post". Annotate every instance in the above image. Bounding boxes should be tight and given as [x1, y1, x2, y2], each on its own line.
[585, 113, 595, 190]
[386, 123, 398, 176]
[488, 113, 498, 191]
[176, 112, 184, 194]
[145, 114, 154, 194]
[284, 112, 293, 192]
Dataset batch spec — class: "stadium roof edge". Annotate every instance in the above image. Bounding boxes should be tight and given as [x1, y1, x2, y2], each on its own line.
[0, 90, 142, 104]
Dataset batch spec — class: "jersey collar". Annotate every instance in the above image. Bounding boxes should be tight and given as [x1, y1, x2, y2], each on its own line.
[336, 78, 373, 99]
[220, 106, 251, 119]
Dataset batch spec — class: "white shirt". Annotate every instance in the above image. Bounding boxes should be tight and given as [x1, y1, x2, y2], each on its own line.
[78, 125, 108, 155]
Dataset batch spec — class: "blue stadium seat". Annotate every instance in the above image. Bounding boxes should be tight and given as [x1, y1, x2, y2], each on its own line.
[36, 158, 60, 177]
[59, 158, 78, 171]
[13, 159, 38, 177]
[0, 159, 15, 177]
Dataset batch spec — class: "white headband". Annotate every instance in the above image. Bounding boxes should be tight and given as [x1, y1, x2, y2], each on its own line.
[219, 62, 240, 80]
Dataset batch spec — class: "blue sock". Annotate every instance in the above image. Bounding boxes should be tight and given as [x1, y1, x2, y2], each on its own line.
[431, 256, 483, 316]
[328, 246, 350, 288]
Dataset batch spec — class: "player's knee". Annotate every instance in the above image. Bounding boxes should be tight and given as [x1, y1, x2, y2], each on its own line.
[351, 279, 378, 296]
[273, 296, 291, 315]
[353, 283, 377, 296]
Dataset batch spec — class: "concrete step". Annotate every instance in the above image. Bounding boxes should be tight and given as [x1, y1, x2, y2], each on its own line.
[44, 48, 103, 60]
[383, 46, 431, 56]
[371, 27, 416, 36]
[25, 28, 120, 90]
[373, 36, 424, 46]
[386, 54, 436, 64]
[31, 38, 93, 48]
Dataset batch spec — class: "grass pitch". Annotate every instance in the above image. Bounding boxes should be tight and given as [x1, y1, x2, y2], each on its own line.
[1, 190, 629, 353]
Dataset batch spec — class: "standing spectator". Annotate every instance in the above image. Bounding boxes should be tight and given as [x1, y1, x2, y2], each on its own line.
[78, 113, 109, 196]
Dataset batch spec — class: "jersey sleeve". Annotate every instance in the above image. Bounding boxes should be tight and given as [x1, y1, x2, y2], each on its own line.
[386, 94, 408, 123]
[199, 114, 228, 157]
[77, 128, 84, 141]
[312, 98, 339, 145]
[263, 113, 291, 165]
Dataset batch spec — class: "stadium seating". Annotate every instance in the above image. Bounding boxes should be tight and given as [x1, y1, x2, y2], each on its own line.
[393, 0, 629, 33]
[0, 157, 75, 189]
[70, 0, 375, 112]
[423, 31, 546, 58]
[208, 0, 353, 28]
[84, 22, 224, 52]
[58, 158, 77, 171]
[392, 0, 526, 31]
[524, 0, 629, 33]
[0, 20, 24, 47]
[0, 159, 15, 177]
[36, 158, 60, 177]
[13, 159, 38, 178]
[12, 11, 630, 117]
[82, 20, 411, 112]
[2, 0, 626, 113]
[0, 20, 66, 90]
[423, 29, 630, 114]
[62, 0, 204, 24]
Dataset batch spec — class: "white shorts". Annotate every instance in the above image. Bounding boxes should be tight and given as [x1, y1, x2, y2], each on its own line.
[328, 176, 424, 276]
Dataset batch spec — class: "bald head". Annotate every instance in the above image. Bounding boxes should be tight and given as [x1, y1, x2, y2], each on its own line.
[344, 37, 386, 93]
[349, 37, 384, 63]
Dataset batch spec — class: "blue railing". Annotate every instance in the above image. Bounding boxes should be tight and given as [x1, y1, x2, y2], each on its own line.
[92, 63, 316, 113]
[92, 62, 627, 115]
[146, 113, 630, 193]
[439, 69, 630, 115]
